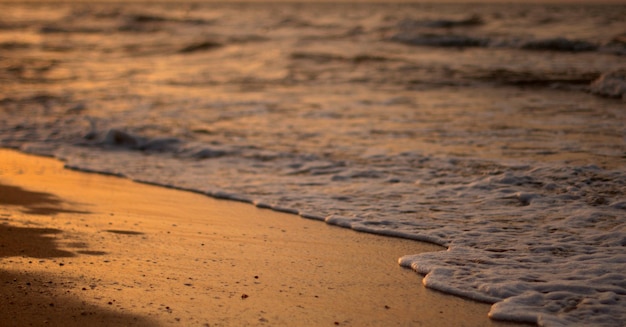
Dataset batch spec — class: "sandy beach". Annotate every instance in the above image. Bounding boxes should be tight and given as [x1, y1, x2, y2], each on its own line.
[0, 149, 533, 326]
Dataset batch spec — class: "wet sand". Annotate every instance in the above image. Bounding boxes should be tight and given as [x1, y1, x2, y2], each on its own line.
[0, 149, 532, 326]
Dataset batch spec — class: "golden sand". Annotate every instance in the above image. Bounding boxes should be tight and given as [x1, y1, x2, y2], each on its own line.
[0, 149, 531, 326]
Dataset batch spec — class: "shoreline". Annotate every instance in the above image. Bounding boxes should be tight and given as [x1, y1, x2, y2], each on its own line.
[0, 149, 533, 326]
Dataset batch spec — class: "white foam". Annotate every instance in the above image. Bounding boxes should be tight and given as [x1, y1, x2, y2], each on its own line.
[49, 142, 625, 326]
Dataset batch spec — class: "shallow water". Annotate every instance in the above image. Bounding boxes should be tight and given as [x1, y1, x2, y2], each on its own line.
[1, 2, 625, 326]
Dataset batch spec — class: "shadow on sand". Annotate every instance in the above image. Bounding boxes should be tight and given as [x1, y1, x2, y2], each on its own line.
[0, 184, 157, 326]
[0, 184, 91, 215]
[0, 269, 158, 327]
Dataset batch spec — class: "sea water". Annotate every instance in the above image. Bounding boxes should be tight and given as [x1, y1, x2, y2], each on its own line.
[0, 1, 625, 326]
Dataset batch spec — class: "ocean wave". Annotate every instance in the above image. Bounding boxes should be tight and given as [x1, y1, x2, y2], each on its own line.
[388, 33, 488, 48]
[36, 9, 214, 35]
[0, 42, 32, 50]
[0, 58, 66, 84]
[124, 13, 212, 26]
[519, 37, 598, 52]
[397, 15, 484, 29]
[471, 68, 599, 88]
[48, 140, 626, 317]
[290, 51, 391, 63]
[39, 25, 108, 34]
[589, 69, 626, 100]
[603, 33, 626, 56]
[3, 89, 626, 327]
[177, 41, 223, 54]
[388, 32, 614, 55]
[271, 16, 340, 30]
